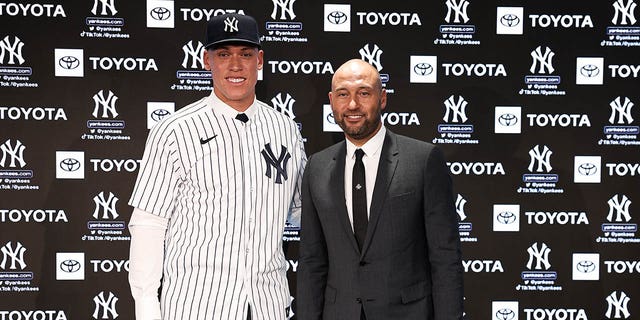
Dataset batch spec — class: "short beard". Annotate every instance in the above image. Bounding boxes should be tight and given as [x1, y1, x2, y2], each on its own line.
[337, 115, 381, 141]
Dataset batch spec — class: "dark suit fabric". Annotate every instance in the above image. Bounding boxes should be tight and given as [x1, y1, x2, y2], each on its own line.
[297, 130, 463, 320]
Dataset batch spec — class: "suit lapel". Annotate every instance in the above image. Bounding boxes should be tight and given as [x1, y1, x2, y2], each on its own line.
[362, 131, 399, 255]
[329, 142, 361, 253]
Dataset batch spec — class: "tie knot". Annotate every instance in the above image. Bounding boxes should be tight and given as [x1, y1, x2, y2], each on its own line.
[235, 113, 249, 123]
[355, 149, 365, 162]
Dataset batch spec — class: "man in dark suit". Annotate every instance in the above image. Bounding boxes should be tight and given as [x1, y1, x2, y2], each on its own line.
[297, 59, 463, 320]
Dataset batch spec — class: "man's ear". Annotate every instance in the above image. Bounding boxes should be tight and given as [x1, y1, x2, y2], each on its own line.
[380, 88, 387, 111]
[203, 50, 212, 71]
[257, 49, 264, 71]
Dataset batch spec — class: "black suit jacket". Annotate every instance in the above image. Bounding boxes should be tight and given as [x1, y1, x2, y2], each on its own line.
[297, 130, 463, 320]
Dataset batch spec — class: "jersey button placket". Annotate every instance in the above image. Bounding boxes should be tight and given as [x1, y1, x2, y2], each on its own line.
[241, 118, 254, 292]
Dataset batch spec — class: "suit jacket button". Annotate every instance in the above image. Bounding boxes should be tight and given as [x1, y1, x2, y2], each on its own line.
[359, 261, 367, 266]
[356, 298, 362, 304]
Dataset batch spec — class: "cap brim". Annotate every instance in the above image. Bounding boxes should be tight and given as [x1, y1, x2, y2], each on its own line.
[205, 39, 261, 50]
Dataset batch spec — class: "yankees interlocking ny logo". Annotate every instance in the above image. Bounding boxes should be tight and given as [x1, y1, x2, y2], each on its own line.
[261, 143, 291, 184]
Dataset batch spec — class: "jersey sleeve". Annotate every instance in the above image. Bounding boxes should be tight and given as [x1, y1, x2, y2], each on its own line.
[287, 124, 307, 227]
[129, 121, 182, 219]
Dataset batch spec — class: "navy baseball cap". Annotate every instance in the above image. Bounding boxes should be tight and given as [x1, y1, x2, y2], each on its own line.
[205, 13, 261, 49]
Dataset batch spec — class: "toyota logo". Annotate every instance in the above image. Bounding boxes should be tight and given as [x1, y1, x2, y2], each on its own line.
[498, 113, 518, 127]
[496, 211, 517, 224]
[150, 7, 171, 21]
[413, 63, 434, 76]
[578, 163, 597, 176]
[60, 158, 81, 172]
[60, 259, 81, 273]
[580, 64, 600, 78]
[151, 108, 171, 122]
[59, 56, 80, 70]
[495, 308, 516, 320]
[500, 14, 520, 27]
[326, 112, 337, 125]
[576, 260, 596, 273]
[327, 11, 348, 25]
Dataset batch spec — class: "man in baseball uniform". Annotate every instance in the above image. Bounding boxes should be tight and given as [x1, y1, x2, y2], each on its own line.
[128, 13, 306, 320]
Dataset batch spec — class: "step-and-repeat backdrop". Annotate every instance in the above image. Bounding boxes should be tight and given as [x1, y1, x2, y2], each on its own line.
[1, 1, 638, 319]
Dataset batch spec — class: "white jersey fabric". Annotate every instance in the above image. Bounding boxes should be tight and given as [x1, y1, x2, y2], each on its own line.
[128, 92, 306, 320]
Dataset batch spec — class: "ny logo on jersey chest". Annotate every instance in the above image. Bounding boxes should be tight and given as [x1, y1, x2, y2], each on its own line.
[261, 143, 291, 184]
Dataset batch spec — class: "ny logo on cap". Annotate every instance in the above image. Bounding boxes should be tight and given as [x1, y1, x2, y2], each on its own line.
[224, 17, 239, 33]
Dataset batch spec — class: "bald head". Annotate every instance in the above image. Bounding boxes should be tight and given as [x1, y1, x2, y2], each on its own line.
[331, 59, 382, 92]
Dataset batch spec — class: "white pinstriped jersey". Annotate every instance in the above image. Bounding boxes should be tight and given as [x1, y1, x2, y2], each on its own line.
[129, 92, 306, 320]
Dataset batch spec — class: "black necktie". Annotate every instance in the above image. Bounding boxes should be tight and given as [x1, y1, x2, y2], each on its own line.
[352, 148, 367, 251]
[235, 113, 249, 123]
